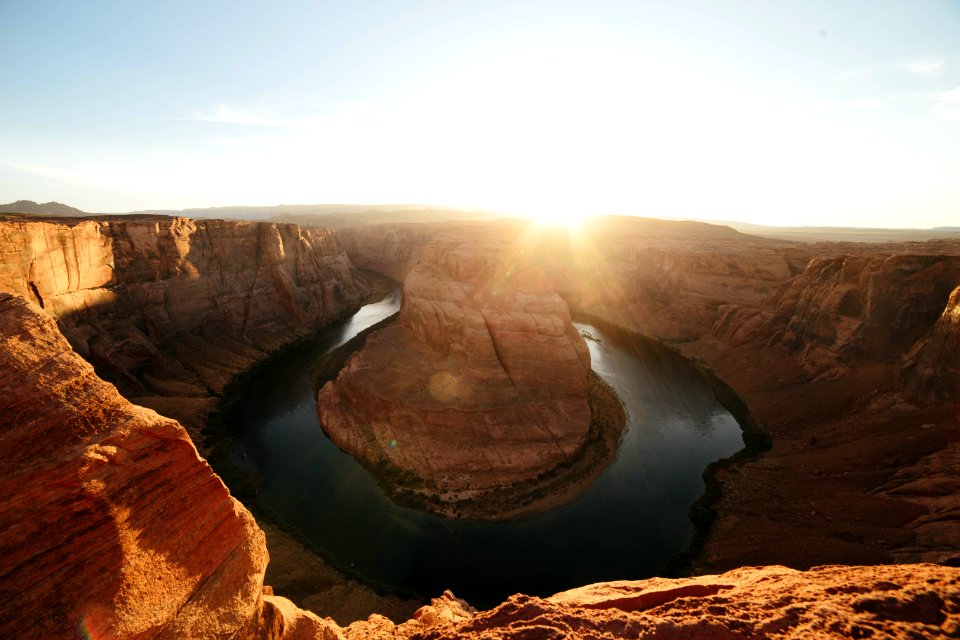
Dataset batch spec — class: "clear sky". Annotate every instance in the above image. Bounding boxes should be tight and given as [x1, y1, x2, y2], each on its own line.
[1, 0, 958, 227]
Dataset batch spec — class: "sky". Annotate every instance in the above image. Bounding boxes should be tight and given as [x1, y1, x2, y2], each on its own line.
[1, 0, 958, 228]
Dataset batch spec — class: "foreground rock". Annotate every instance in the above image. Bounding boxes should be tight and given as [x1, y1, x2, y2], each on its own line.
[402, 564, 960, 640]
[0, 292, 345, 638]
[318, 222, 598, 514]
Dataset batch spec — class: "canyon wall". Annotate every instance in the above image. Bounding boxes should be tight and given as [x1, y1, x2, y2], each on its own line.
[537, 216, 812, 340]
[336, 222, 436, 283]
[904, 284, 960, 401]
[318, 222, 594, 503]
[0, 216, 371, 434]
[713, 251, 960, 383]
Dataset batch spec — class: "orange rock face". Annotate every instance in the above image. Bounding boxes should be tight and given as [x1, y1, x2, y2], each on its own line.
[0, 292, 271, 637]
[407, 564, 960, 640]
[904, 284, 960, 401]
[337, 222, 436, 283]
[0, 216, 370, 432]
[318, 222, 593, 495]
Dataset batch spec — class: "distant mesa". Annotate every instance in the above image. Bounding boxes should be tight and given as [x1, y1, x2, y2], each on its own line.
[0, 199, 86, 216]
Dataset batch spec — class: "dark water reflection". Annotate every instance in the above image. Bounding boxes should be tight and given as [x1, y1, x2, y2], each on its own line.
[231, 292, 743, 607]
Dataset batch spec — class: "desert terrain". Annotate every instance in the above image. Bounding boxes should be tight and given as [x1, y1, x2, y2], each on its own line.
[0, 204, 958, 637]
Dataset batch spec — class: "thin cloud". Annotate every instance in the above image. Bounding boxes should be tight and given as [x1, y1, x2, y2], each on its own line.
[0, 160, 84, 182]
[840, 57, 948, 80]
[838, 64, 880, 80]
[203, 134, 278, 146]
[846, 97, 886, 110]
[905, 58, 945, 75]
[184, 104, 303, 127]
[937, 86, 960, 121]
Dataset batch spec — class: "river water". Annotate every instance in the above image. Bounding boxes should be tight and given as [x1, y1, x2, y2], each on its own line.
[231, 291, 744, 607]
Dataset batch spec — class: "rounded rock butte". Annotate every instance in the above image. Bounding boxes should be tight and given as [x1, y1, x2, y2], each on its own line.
[317, 222, 595, 502]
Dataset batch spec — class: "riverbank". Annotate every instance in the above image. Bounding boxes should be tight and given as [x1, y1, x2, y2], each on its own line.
[678, 335, 960, 572]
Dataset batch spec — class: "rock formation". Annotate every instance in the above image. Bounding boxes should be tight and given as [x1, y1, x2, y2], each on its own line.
[318, 222, 595, 505]
[397, 564, 960, 640]
[904, 284, 960, 401]
[0, 292, 343, 639]
[1, 212, 960, 638]
[336, 222, 437, 283]
[748, 253, 960, 381]
[331, 216, 960, 569]
[0, 199, 86, 216]
[0, 215, 371, 436]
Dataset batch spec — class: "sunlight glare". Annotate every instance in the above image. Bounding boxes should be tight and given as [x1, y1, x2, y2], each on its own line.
[524, 209, 588, 231]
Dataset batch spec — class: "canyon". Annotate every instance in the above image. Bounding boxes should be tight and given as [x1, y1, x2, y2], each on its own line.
[1, 212, 958, 638]
[343, 218, 960, 569]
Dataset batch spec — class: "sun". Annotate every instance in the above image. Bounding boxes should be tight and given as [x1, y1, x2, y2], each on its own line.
[524, 210, 588, 231]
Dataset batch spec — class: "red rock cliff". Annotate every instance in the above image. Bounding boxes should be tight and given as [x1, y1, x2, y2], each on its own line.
[0, 216, 371, 432]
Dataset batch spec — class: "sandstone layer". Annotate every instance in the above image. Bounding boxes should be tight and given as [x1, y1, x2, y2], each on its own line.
[0, 215, 371, 437]
[0, 292, 344, 639]
[393, 564, 960, 640]
[318, 222, 596, 507]
[336, 222, 439, 283]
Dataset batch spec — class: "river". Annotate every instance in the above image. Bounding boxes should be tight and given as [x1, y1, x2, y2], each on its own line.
[230, 290, 744, 607]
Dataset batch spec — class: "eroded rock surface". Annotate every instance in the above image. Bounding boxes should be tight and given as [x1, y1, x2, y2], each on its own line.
[337, 222, 436, 283]
[318, 222, 593, 501]
[0, 292, 333, 638]
[406, 564, 960, 640]
[0, 216, 370, 436]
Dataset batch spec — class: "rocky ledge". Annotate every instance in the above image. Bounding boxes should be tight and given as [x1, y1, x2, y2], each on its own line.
[344, 564, 960, 639]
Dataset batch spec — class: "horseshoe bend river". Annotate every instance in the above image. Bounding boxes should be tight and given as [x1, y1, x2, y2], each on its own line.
[229, 291, 744, 608]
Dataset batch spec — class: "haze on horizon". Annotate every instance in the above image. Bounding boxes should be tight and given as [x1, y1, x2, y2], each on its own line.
[1, 0, 959, 229]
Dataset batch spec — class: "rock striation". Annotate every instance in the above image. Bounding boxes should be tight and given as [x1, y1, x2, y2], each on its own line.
[318, 222, 594, 503]
[0, 292, 342, 639]
[0, 216, 371, 435]
[904, 284, 960, 401]
[724, 252, 960, 382]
